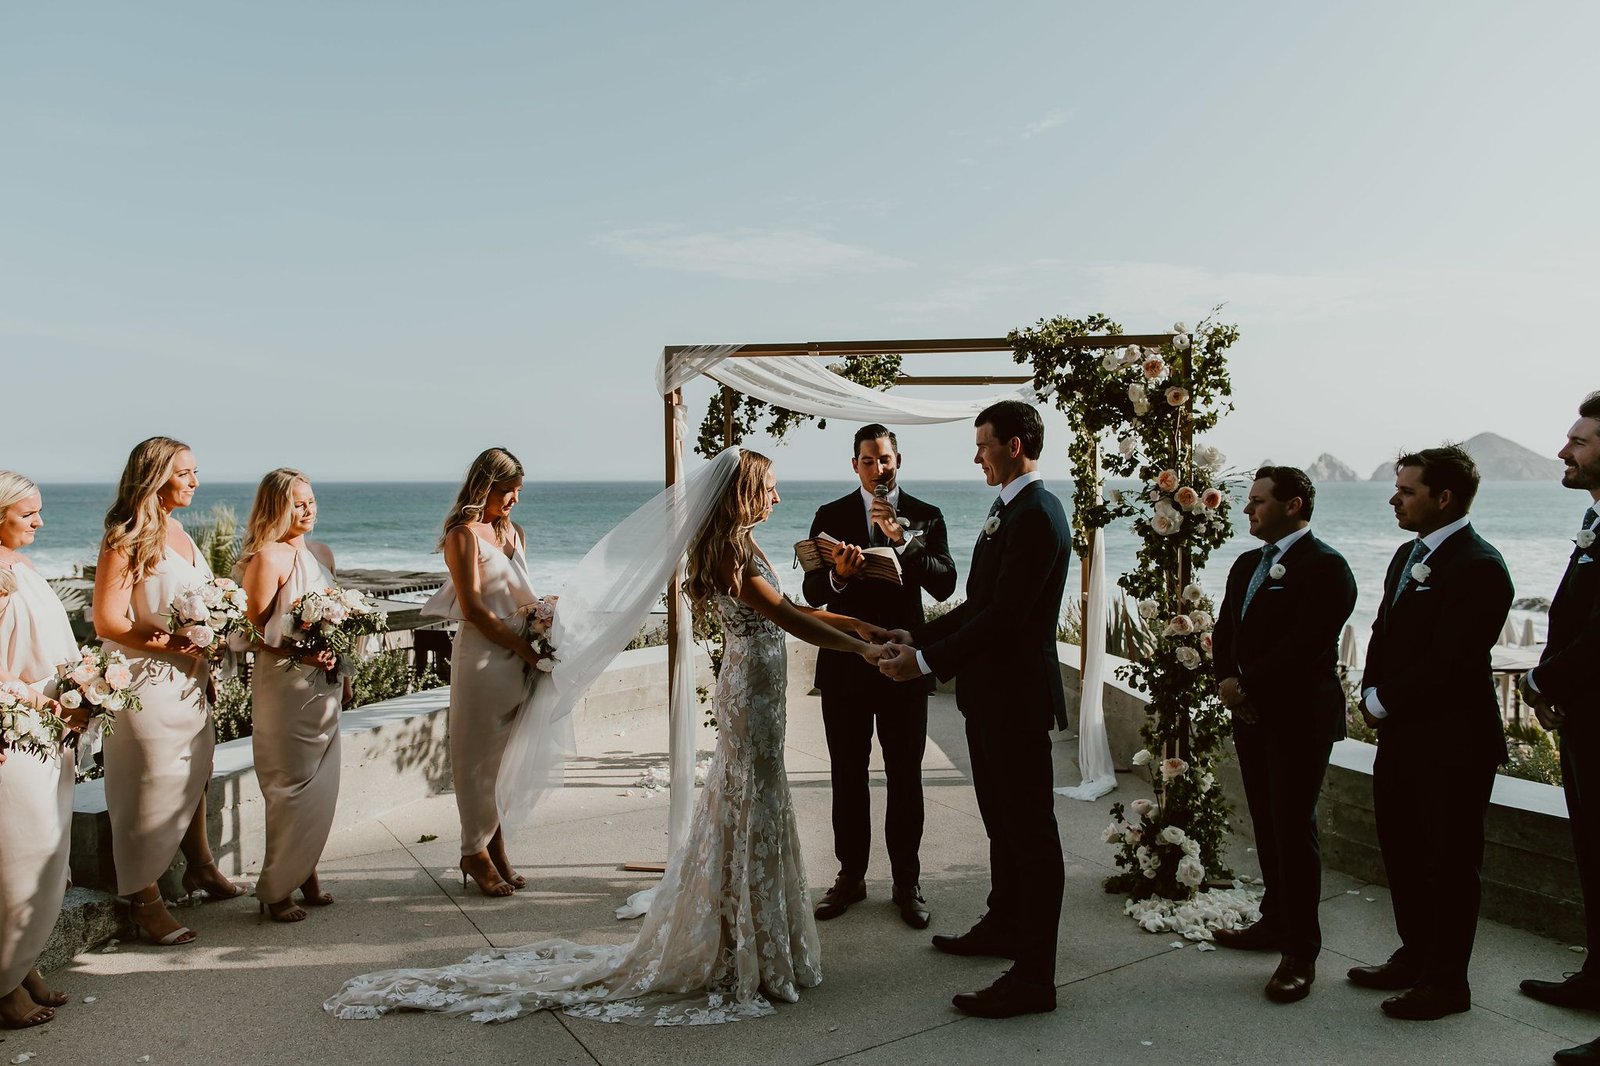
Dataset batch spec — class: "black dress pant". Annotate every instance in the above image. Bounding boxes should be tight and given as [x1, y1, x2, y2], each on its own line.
[1233, 723, 1334, 960]
[1560, 720, 1600, 972]
[820, 687, 927, 886]
[1373, 744, 1496, 988]
[964, 710, 1063, 986]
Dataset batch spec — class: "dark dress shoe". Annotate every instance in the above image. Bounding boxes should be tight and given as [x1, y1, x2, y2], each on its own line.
[1265, 956, 1315, 1003]
[1212, 923, 1280, 952]
[932, 923, 1019, 960]
[1380, 983, 1471, 1020]
[892, 883, 930, 930]
[1554, 1039, 1600, 1063]
[951, 971, 1056, 1018]
[1522, 972, 1600, 1010]
[1347, 959, 1421, 991]
[814, 874, 866, 920]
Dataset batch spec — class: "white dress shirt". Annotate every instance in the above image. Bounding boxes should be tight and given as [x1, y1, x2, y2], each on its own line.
[1363, 515, 1474, 719]
[911, 471, 1044, 677]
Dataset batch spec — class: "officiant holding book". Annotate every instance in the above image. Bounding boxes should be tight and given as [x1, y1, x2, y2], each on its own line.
[802, 424, 956, 928]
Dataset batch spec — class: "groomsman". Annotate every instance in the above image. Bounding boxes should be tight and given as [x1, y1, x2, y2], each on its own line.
[1212, 466, 1356, 1003]
[878, 400, 1072, 1018]
[1350, 445, 1513, 1020]
[802, 424, 956, 928]
[1514, 393, 1600, 1065]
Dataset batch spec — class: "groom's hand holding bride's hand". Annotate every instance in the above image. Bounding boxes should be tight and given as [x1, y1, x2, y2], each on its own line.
[877, 642, 923, 682]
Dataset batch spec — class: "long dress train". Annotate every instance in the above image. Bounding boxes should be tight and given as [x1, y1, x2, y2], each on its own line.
[102, 547, 216, 895]
[251, 547, 342, 904]
[0, 563, 80, 992]
[325, 554, 821, 1025]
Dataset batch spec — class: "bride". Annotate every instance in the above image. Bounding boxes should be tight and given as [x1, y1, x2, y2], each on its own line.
[326, 449, 893, 1025]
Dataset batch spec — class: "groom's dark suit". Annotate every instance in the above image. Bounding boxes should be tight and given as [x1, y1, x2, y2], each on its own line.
[1362, 523, 1512, 990]
[802, 488, 957, 887]
[914, 478, 1071, 986]
[1212, 530, 1356, 961]
[1529, 507, 1600, 968]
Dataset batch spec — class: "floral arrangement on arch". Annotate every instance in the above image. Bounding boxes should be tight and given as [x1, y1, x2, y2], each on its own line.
[1011, 310, 1242, 902]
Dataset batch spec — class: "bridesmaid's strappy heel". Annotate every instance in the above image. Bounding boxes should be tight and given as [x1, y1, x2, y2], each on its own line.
[259, 898, 307, 923]
[181, 862, 248, 901]
[459, 857, 515, 898]
[128, 894, 196, 946]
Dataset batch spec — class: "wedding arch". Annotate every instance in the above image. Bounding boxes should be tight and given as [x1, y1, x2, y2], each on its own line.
[644, 318, 1240, 909]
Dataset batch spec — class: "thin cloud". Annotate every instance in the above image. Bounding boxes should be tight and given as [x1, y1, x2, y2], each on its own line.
[595, 225, 910, 282]
[1021, 109, 1074, 139]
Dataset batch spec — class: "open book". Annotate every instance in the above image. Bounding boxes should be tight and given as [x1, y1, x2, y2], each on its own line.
[793, 531, 903, 586]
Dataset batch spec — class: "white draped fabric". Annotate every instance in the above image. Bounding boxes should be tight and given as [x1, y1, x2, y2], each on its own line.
[1055, 523, 1116, 800]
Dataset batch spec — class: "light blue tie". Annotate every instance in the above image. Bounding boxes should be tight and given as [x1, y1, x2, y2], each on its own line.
[1240, 544, 1279, 614]
[1392, 539, 1430, 605]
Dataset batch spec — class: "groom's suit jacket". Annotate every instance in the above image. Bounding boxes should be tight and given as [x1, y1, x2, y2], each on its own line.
[1212, 532, 1356, 745]
[801, 488, 957, 698]
[914, 480, 1072, 731]
[1361, 523, 1512, 766]
[1530, 517, 1600, 718]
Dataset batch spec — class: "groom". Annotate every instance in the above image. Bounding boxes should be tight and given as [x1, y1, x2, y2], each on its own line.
[879, 399, 1071, 1018]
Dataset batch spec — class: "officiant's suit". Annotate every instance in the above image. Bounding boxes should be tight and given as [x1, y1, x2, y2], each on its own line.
[802, 487, 957, 891]
[1528, 503, 1600, 968]
[1362, 522, 1512, 992]
[914, 476, 1072, 986]
[1212, 530, 1356, 963]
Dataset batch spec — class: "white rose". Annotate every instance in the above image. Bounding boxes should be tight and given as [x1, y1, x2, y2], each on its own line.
[983, 516, 1001, 536]
[1181, 838, 1201, 858]
[1137, 599, 1160, 621]
[535, 657, 557, 673]
[69, 663, 98, 688]
[227, 589, 248, 609]
[200, 584, 225, 609]
[1121, 344, 1143, 366]
[1102, 822, 1124, 844]
[1200, 772, 1215, 793]
[1132, 399, 1151, 416]
[1188, 610, 1213, 630]
[1172, 321, 1189, 334]
[1118, 436, 1136, 458]
[1171, 332, 1191, 351]
[59, 689, 83, 709]
[1194, 444, 1224, 472]
[1165, 615, 1196, 636]
[1159, 825, 1186, 845]
[1411, 563, 1431, 584]
[1101, 350, 1121, 371]
[1130, 798, 1154, 817]
[1127, 383, 1146, 403]
[103, 692, 126, 714]
[1150, 513, 1181, 536]
[1579, 530, 1596, 550]
[1131, 749, 1152, 767]
[300, 601, 322, 624]
[180, 624, 216, 649]
[86, 678, 114, 706]
[1176, 855, 1205, 887]
[1182, 583, 1204, 603]
[1268, 563, 1286, 580]
[1175, 646, 1202, 670]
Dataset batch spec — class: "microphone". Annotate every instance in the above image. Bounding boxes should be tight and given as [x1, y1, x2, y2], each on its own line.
[873, 484, 890, 501]
[872, 483, 894, 545]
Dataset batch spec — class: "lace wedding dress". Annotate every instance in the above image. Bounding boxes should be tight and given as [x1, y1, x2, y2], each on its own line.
[326, 553, 821, 1025]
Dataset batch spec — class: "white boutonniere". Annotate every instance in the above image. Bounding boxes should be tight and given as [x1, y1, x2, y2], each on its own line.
[896, 516, 910, 529]
[1268, 563, 1286, 580]
[1411, 562, 1431, 584]
[1579, 530, 1596, 550]
[983, 516, 1002, 537]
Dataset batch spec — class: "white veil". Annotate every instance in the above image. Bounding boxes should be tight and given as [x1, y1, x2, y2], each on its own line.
[495, 446, 744, 829]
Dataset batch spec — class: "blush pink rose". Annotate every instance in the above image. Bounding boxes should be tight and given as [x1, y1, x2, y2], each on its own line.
[1156, 469, 1180, 493]
[1174, 486, 1199, 510]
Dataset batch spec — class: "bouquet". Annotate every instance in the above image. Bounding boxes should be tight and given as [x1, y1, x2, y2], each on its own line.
[55, 644, 143, 736]
[524, 595, 559, 674]
[281, 585, 388, 677]
[0, 681, 68, 762]
[167, 577, 257, 660]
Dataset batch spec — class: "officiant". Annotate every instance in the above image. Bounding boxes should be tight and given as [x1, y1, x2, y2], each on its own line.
[802, 424, 956, 929]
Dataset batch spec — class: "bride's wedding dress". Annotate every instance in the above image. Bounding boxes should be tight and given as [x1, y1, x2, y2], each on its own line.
[325, 553, 821, 1025]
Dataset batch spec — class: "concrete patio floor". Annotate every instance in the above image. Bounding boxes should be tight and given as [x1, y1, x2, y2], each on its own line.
[6, 690, 1597, 1066]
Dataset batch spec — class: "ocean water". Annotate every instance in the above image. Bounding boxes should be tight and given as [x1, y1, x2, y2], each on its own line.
[23, 479, 1585, 641]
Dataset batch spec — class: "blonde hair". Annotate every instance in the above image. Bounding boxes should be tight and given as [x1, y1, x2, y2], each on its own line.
[438, 447, 524, 551]
[685, 450, 772, 609]
[0, 470, 40, 599]
[103, 436, 191, 579]
[239, 468, 311, 567]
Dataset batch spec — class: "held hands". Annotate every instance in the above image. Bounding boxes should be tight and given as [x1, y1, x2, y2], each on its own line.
[300, 649, 339, 674]
[877, 642, 923, 682]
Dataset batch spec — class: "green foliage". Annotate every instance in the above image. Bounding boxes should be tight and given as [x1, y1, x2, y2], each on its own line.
[693, 355, 903, 456]
[1500, 720, 1563, 786]
[213, 675, 254, 743]
[1057, 597, 1156, 660]
[1340, 665, 1380, 744]
[349, 648, 443, 708]
[188, 504, 242, 579]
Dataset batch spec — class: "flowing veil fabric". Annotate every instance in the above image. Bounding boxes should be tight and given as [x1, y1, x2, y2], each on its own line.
[1056, 529, 1117, 800]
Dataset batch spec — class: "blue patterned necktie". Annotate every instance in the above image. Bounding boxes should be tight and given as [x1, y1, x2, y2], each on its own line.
[1392, 539, 1430, 605]
[1241, 544, 1279, 614]
[1584, 508, 1599, 533]
[989, 495, 1005, 517]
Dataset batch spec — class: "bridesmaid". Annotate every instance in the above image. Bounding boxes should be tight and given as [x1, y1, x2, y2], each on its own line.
[425, 448, 542, 897]
[0, 472, 87, 1027]
[94, 436, 244, 946]
[237, 469, 346, 923]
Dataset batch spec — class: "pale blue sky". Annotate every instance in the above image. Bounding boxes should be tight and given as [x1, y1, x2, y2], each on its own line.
[4, 2, 1596, 484]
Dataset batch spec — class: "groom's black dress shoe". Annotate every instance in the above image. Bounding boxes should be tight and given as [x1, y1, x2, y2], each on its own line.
[1347, 958, 1421, 991]
[1211, 922, 1280, 952]
[814, 873, 866, 921]
[951, 971, 1056, 1018]
[1379, 983, 1471, 1020]
[1264, 955, 1315, 1004]
[892, 883, 930, 930]
[1523, 972, 1600, 1010]
[931, 923, 1018, 960]
[1554, 1039, 1600, 1063]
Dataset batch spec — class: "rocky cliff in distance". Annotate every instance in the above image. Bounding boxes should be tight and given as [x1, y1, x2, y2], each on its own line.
[1305, 453, 1359, 483]
[1367, 432, 1563, 481]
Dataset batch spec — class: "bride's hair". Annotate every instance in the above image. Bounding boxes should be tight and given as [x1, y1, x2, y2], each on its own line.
[685, 450, 772, 609]
[238, 468, 311, 568]
[103, 436, 191, 579]
[0, 470, 40, 599]
[439, 447, 523, 551]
